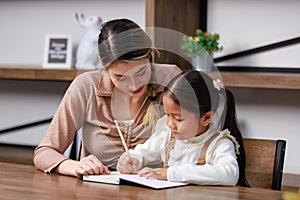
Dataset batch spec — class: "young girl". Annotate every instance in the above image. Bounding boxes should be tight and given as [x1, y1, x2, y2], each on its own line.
[117, 70, 249, 186]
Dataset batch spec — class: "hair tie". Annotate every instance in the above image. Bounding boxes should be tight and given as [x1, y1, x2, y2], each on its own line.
[149, 96, 157, 101]
[148, 84, 157, 102]
[213, 78, 224, 91]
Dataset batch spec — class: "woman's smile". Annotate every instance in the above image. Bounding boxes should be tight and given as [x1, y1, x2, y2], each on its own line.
[131, 86, 144, 94]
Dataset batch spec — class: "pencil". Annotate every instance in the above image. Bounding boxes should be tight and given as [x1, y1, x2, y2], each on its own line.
[114, 120, 130, 154]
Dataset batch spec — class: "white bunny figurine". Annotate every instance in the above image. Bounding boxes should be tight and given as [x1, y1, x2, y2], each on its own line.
[75, 13, 104, 70]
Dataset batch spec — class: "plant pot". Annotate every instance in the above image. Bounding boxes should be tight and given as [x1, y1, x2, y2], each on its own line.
[191, 52, 214, 72]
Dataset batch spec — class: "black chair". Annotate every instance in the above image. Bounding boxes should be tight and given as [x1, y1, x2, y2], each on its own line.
[69, 132, 81, 161]
[243, 138, 286, 190]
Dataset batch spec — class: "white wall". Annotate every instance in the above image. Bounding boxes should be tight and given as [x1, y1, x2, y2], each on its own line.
[0, 80, 69, 145]
[208, 0, 300, 175]
[0, 1, 145, 144]
[0, 1, 145, 139]
[230, 88, 300, 175]
[0, 0, 145, 66]
[208, 0, 300, 68]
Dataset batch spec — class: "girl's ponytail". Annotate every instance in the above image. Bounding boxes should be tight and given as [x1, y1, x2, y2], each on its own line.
[223, 88, 250, 187]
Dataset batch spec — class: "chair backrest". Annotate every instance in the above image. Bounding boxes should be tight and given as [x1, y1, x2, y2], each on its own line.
[243, 138, 286, 190]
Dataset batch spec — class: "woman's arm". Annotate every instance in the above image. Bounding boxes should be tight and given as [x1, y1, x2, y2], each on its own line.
[33, 73, 88, 174]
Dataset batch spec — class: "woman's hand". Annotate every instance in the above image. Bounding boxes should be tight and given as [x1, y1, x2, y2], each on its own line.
[137, 167, 168, 180]
[74, 155, 110, 178]
[117, 153, 139, 174]
[55, 155, 110, 178]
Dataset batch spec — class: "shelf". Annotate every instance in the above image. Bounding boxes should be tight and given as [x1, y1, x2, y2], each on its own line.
[0, 67, 86, 81]
[220, 71, 300, 90]
[1, 67, 300, 89]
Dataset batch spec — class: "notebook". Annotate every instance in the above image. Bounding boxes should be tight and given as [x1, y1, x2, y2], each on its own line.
[83, 171, 188, 189]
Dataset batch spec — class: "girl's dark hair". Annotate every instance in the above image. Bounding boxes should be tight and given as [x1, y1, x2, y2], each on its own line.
[223, 89, 250, 187]
[163, 70, 250, 187]
[98, 18, 153, 67]
[163, 70, 219, 122]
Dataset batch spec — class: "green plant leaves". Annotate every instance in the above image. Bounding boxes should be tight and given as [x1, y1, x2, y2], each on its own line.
[181, 29, 222, 57]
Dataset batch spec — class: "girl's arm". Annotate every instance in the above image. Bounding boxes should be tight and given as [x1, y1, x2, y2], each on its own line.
[167, 138, 239, 186]
[117, 116, 169, 172]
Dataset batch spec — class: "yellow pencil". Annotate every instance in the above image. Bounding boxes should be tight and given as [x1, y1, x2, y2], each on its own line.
[114, 120, 130, 156]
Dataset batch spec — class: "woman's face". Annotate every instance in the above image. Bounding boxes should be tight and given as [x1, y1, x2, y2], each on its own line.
[162, 95, 212, 140]
[108, 59, 151, 97]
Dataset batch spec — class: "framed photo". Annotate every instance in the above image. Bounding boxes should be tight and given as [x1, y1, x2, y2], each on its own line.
[43, 34, 72, 69]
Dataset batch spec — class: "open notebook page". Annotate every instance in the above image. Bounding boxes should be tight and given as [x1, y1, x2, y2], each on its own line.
[83, 171, 188, 189]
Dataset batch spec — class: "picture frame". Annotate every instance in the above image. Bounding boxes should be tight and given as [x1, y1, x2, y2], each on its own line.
[43, 34, 73, 69]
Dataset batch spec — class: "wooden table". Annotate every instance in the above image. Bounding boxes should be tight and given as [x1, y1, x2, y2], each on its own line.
[0, 162, 284, 200]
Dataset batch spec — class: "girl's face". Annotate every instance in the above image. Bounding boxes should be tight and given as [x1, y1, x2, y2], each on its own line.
[162, 95, 212, 140]
[108, 59, 151, 97]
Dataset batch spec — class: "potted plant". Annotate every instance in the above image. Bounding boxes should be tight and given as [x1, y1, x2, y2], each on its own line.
[181, 29, 222, 71]
[181, 29, 222, 56]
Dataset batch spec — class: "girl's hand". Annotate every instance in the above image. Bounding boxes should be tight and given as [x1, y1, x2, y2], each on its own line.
[137, 167, 168, 180]
[75, 155, 110, 178]
[117, 153, 139, 174]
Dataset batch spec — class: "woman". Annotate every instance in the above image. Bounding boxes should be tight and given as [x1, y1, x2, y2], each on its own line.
[33, 18, 181, 178]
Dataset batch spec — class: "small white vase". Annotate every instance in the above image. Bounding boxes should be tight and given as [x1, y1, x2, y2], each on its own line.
[191, 52, 213, 72]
